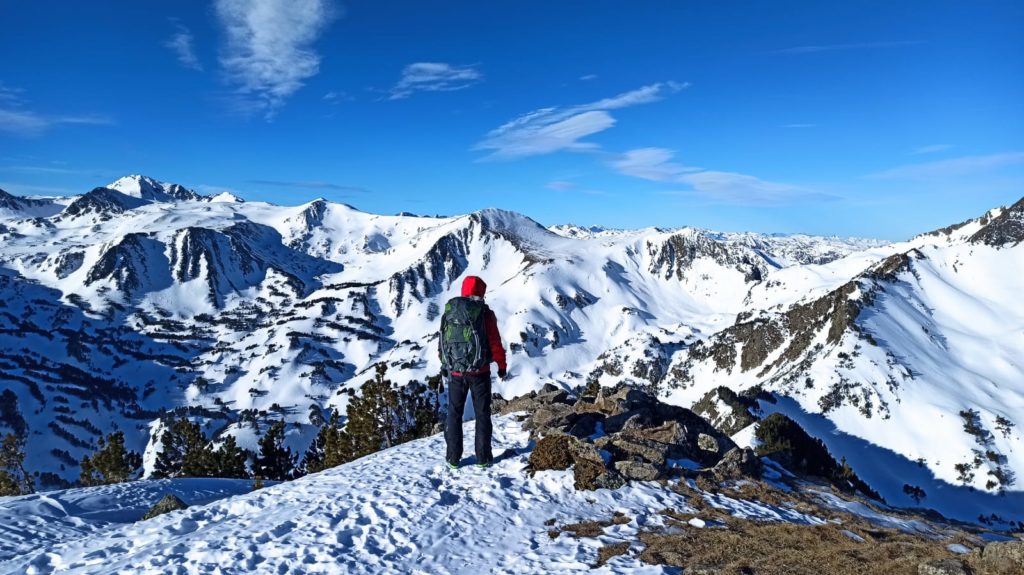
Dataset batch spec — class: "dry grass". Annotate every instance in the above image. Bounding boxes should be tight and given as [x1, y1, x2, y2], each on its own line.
[637, 521, 969, 575]
[596, 542, 631, 567]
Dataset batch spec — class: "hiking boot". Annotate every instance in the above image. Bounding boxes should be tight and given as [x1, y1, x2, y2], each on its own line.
[476, 462, 491, 469]
[446, 461, 460, 470]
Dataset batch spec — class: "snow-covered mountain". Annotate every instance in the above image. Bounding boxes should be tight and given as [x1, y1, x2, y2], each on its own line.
[1, 175, 1022, 522]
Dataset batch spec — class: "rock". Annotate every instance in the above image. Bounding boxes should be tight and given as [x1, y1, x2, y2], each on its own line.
[142, 494, 188, 520]
[614, 460, 662, 481]
[535, 383, 571, 406]
[619, 418, 687, 447]
[601, 435, 669, 467]
[713, 447, 763, 479]
[697, 433, 720, 453]
[918, 558, 972, 575]
[528, 433, 577, 472]
[525, 403, 575, 436]
[981, 540, 1024, 572]
[566, 412, 602, 438]
[691, 386, 759, 436]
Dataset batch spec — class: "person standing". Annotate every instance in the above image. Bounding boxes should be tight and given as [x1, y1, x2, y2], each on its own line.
[438, 275, 507, 469]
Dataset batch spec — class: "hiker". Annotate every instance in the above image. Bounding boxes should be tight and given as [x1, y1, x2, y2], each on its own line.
[439, 275, 508, 469]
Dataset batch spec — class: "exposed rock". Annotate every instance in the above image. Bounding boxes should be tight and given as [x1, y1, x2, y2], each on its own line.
[712, 447, 763, 480]
[691, 386, 760, 436]
[917, 558, 972, 575]
[697, 433, 720, 453]
[524, 403, 575, 437]
[981, 540, 1024, 572]
[599, 436, 669, 467]
[614, 460, 662, 481]
[142, 494, 188, 520]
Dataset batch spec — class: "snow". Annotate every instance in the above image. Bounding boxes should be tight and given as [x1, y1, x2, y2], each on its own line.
[3, 416, 698, 574]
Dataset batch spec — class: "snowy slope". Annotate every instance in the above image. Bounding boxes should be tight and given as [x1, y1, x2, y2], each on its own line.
[663, 200, 1024, 511]
[2, 415, 839, 575]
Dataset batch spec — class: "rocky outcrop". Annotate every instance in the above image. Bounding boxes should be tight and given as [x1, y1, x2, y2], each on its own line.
[519, 383, 738, 490]
[142, 494, 189, 520]
[980, 539, 1024, 572]
[970, 196, 1024, 247]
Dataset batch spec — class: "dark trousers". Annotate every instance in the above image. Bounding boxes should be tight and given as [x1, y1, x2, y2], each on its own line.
[444, 372, 493, 465]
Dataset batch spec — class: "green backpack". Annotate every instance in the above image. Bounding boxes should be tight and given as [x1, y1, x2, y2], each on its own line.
[440, 297, 490, 373]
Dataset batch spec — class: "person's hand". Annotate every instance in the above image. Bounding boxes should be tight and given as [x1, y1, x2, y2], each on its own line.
[497, 367, 508, 380]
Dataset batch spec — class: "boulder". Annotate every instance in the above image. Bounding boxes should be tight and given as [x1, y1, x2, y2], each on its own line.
[614, 460, 662, 481]
[525, 403, 575, 436]
[142, 494, 188, 520]
[712, 447, 763, 480]
[599, 435, 669, 467]
[981, 540, 1024, 572]
[566, 412, 602, 438]
[917, 559, 972, 575]
[697, 433, 720, 454]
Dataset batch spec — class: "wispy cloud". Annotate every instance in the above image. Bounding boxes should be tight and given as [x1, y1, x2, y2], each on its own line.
[546, 180, 577, 191]
[215, 0, 336, 119]
[579, 74, 598, 81]
[910, 143, 953, 155]
[475, 82, 688, 160]
[165, 22, 203, 71]
[0, 108, 112, 137]
[245, 179, 370, 194]
[611, 147, 829, 205]
[866, 152, 1024, 180]
[780, 123, 817, 129]
[771, 40, 922, 55]
[0, 181, 82, 196]
[389, 63, 482, 100]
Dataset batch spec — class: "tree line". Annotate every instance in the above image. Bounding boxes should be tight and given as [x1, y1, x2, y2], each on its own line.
[0, 364, 441, 495]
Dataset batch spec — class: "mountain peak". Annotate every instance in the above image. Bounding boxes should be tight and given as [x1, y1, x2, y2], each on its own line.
[108, 175, 203, 202]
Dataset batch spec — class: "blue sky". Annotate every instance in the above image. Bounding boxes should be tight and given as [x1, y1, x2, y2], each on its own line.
[1, 1, 1022, 239]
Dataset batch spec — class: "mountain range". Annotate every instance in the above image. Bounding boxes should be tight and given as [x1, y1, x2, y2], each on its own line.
[0, 175, 1021, 524]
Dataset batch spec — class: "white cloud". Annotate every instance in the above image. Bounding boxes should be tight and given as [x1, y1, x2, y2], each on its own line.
[579, 74, 598, 81]
[0, 108, 112, 137]
[389, 62, 482, 100]
[910, 144, 953, 155]
[610, 147, 827, 205]
[165, 24, 203, 71]
[475, 82, 687, 160]
[772, 40, 922, 55]
[867, 152, 1024, 180]
[546, 180, 577, 191]
[215, 0, 335, 118]
[780, 123, 817, 129]
[609, 147, 699, 181]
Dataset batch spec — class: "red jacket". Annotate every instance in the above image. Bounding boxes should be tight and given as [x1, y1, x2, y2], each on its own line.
[450, 275, 506, 374]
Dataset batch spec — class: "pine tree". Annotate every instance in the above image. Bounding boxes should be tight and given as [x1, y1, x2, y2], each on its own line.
[252, 420, 295, 481]
[80, 431, 142, 486]
[214, 435, 250, 479]
[0, 433, 32, 496]
[153, 417, 217, 478]
[303, 411, 344, 474]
